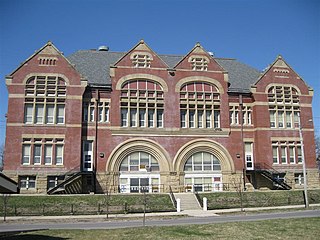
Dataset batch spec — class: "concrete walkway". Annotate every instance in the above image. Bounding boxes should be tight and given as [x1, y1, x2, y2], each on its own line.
[2, 203, 319, 222]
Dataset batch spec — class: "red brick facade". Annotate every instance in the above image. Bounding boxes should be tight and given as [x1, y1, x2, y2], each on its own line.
[3, 41, 318, 194]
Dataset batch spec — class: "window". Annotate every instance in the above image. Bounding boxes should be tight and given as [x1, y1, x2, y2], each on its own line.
[44, 145, 52, 165]
[120, 80, 164, 128]
[131, 53, 152, 68]
[189, 56, 209, 71]
[98, 102, 110, 122]
[22, 144, 31, 165]
[24, 76, 66, 125]
[19, 176, 36, 189]
[297, 146, 302, 163]
[180, 82, 220, 128]
[230, 105, 252, 126]
[184, 152, 222, 192]
[272, 145, 279, 164]
[272, 141, 301, 165]
[55, 145, 64, 165]
[268, 86, 299, 128]
[33, 145, 42, 165]
[120, 152, 159, 172]
[294, 173, 304, 185]
[245, 142, 254, 169]
[184, 152, 221, 172]
[56, 105, 65, 124]
[21, 138, 64, 166]
[47, 176, 64, 189]
[281, 146, 287, 164]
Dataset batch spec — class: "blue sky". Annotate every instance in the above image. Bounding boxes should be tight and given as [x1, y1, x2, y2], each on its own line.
[0, 0, 319, 147]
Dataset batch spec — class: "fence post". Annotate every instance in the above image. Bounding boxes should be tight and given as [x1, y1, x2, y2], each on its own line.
[71, 204, 74, 215]
[203, 197, 208, 211]
[177, 198, 181, 212]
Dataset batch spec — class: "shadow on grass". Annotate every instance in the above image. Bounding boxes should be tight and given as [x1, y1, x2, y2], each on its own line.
[0, 230, 68, 240]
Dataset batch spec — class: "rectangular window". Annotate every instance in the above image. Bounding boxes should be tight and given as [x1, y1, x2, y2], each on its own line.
[35, 104, 44, 124]
[56, 105, 65, 124]
[214, 110, 220, 128]
[19, 176, 36, 189]
[130, 108, 137, 127]
[121, 108, 128, 127]
[89, 104, 95, 122]
[294, 173, 304, 185]
[281, 146, 287, 164]
[24, 104, 33, 123]
[104, 104, 109, 122]
[139, 109, 146, 127]
[297, 146, 302, 163]
[181, 110, 186, 128]
[198, 110, 203, 128]
[22, 145, 31, 165]
[245, 142, 254, 169]
[98, 103, 103, 122]
[46, 105, 54, 124]
[148, 109, 154, 127]
[286, 111, 292, 128]
[189, 110, 195, 128]
[44, 145, 52, 165]
[278, 111, 284, 128]
[55, 145, 63, 165]
[157, 109, 163, 128]
[33, 145, 42, 165]
[270, 110, 276, 128]
[289, 146, 295, 164]
[206, 110, 212, 128]
[273, 146, 279, 164]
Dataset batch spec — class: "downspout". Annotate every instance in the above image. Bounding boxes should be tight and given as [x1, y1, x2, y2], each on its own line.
[94, 89, 99, 193]
[239, 94, 246, 191]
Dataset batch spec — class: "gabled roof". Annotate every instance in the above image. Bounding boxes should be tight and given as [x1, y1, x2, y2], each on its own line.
[8, 41, 76, 77]
[67, 49, 261, 90]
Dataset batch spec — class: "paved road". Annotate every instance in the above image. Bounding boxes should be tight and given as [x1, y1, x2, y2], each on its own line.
[0, 210, 319, 233]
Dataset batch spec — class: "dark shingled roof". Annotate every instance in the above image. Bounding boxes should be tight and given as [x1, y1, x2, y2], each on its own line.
[67, 50, 261, 91]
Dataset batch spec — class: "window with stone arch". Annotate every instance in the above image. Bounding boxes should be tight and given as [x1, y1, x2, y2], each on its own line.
[24, 75, 66, 125]
[119, 151, 161, 193]
[120, 79, 164, 128]
[184, 152, 223, 192]
[267, 85, 300, 128]
[180, 82, 220, 129]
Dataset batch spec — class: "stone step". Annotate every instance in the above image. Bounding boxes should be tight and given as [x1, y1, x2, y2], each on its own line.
[173, 193, 201, 210]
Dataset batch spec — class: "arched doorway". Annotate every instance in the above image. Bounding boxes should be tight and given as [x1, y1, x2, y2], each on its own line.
[119, 151, 161, 193]
[184, 152, 222, 192]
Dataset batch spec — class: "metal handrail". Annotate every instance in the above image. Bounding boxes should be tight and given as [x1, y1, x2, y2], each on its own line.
[169, 186, 177, 208]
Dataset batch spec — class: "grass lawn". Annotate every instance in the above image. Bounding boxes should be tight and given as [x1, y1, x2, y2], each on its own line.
[8, 217, 320, 240]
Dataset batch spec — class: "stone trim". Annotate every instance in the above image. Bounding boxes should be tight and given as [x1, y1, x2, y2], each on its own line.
[116, 74, 168, 92]
[106, 138, 172, 172]
[173, 139, 235, 174]
[175, 76, 224, 94]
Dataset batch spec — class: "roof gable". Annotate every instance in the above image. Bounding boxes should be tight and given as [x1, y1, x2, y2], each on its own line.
[8, 41, 78, 77]
[254, 55, 306, 86]
[174, 43, 225, 72]
[114, 40, 168, 69]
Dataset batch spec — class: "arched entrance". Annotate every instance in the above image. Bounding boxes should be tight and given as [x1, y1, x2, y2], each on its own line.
[174, 139, 235, 192]
[106, 138, 171, 193]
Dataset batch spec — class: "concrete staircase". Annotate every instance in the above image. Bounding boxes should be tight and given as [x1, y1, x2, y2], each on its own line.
[173, 193, 201, 210]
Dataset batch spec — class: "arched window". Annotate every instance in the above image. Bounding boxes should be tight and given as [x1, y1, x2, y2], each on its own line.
[184, 152, 222, 192]
[120, 80, 164, 128]
[24, 76, 66, 124]
[180, 82, 220, 128]
[119, 151, 160, 193]
[268, 85, 299, 128]
[119, 152, 159, 172]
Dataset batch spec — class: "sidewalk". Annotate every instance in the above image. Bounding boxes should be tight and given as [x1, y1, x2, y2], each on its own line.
[2, 203, 320, 222]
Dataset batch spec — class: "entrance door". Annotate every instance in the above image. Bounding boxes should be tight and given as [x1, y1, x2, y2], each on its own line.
[83, 141, 93, 171]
